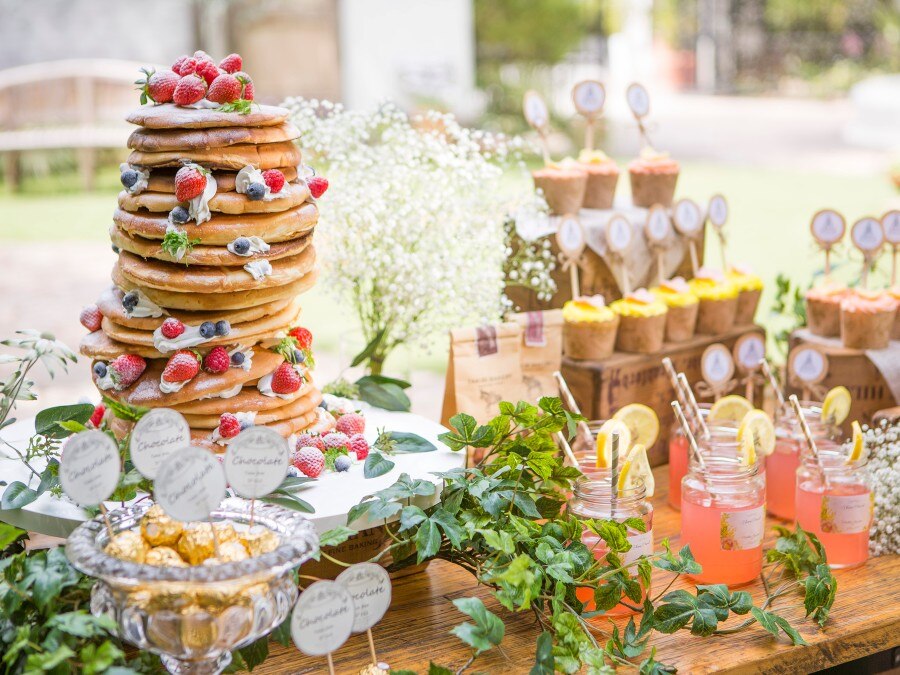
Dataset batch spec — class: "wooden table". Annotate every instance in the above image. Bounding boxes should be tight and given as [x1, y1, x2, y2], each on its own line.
[259, 464, 900, 674]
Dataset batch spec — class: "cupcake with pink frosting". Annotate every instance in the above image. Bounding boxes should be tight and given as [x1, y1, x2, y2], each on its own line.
[840, 290, 898, 350]
[628, 148, 679, 208]
[651, 277, 699, 342]
[577, 149, 619, 209]
[805, 281, 848, 338]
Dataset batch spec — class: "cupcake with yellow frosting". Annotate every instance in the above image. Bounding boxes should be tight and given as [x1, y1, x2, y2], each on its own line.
[840, 289, 898, 350]
[728, 265, 764, 325]
[562, 295, 619, 361]
[532, 159, 587, 215]
[577, 149, 619, 209]
[689, 268, 738, 335]
[652, 277, 699, 342]
[610, 288, 668, 353]
[628, 147, 679, 208]
[805, 281, 848, 337]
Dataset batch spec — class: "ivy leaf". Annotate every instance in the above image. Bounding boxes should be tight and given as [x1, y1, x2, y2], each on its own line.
[364, 451, 396, 478]
[478, 528, 516, 554]
[35, 403, 94, 438]
[427, 665, 454, 675]
[80, 641, 125, 675]
[318, 526, 356, 548]
[0, 522, 26, 550]
[260, 493, 314, 514]
[400, 505, 428, 532]
[347, 499, 375, 525]
[24, 645, 77, 672]
[750, 607, 808, 645]
[429, 508, 464, 548]
[415, 519, 441, 562]
[46, 611, 116, 638]
[803, 563, 837, 626]
[1, 481, 38, 510]
[382, 431, 436, 453]
[530, 630, 555, 674]
[24, 547, 81, 610]
[439, 413, 493, 450]
[451, 597, 504, 654]
[236, 636, 269, 671]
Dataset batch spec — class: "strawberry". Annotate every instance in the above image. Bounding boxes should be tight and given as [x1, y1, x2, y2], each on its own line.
[218, 413, 241, 439]
[195, 59, 221, 86]
[89, 404, 106, 428]
[307, 176, 329, 199]
[336, 412, 365, 436]
[288, 327, 313, 349]
[295, 433, 326, 453]
[293, 446, 325, 478]
[270, 362, 301, 394]
[219, 53, 243, 74]
[160, 317, 185, 339]
[79, 304, 102, 332]
[136, 68, 179, 104]
[322, 432, 349, 450]
[234, 72, 254, 100]
[172, 74, 207, 106]
[173, 56, 198, 76]
[348, 434, 369, 460]
[262, 169, 285, 194]
[162, 349, 200, 383]
[109, 354, 146, 388]
[174, 164, 207, 202]
[207, 73, 242, 104]
[203, 346, 230, 374]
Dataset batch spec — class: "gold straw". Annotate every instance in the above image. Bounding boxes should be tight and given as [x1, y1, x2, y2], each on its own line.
[677, 373, 710, 439]
[760, 359, 785, 407]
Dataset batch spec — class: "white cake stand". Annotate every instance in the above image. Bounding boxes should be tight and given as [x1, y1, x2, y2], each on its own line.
[0, 408, 464, 538]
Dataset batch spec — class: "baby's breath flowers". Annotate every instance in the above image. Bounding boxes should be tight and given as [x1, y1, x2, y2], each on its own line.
[861, 419, 900, 556]
[284, 98, 543, 374]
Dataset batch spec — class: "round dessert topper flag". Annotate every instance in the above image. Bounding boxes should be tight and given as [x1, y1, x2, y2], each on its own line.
[626, 82, 650, 118]
[130, 408, 191, 479]
[673, 198, 703, 236]
[154, 446, 227, 522]
[335, 562, 392, 633]
[810, 209, 845, 246]
[523, 90, 550, 131]
[291, 580, 355, 657]
[707, 194, 728, 229]
[850, 217, 885, 254]
[733, 333, 766, 373]
[701, 344, 735, 388]
[606, 214, 633, 253]
[645, 205, 672, 244]
[224, 426, 290, 499]
[788, 345, 828, 385]
[882, 209, 900, 244]
[572, 80, 605, 117]
[60, 430, 120, 507]
[556, 216, 585, 257]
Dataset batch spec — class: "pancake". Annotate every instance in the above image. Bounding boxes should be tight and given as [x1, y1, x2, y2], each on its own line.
[171, 382, 313, 415]
[182, 388, 321, 428]
[125, 103, 290, 129]
[97, 286, 292, 330]
[118, 182, 310, 214]
[128, 140, 301, 171]
[110, 226, 314, 267]
[112, 265, 319, 311]
[146, 166, 299, 193]
[116, 246, 315, 293]
[81, 330, 168, 360]
[114, 202, 318, 245]
[128, 122, 300, 152]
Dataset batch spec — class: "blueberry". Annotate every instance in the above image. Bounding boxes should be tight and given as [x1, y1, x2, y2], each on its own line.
[318, 400, 327, 409]
[232, 237, 251, 255]
[230, 352, 245, 366]
[246, 182, 266, 201]
[93, 362, 108, 378]
[334, 455, 352, 472]
[169, 206, 190, 224]
[214, 320, 231, 336]
[120, 169, 138, 189]
[199, 321, 216, 338]
[122, 291, 139, 311]
[111, 245, 120, 254]
[293, 349, 306, 364]
[239, 420, 251, 430]
[286, 466, 301, 478]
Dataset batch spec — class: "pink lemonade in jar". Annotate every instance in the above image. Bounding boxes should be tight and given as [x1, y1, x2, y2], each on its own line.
[668, 406, 739, 510]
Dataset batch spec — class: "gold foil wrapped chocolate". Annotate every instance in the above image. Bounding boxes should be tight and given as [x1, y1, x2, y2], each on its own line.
[141, 504, 183, 547]
[177, 525, 217, 565]
[104, 530, 149, 563]
[240, 526, 280, 557]
[145, 546, 188, 567]
[202, 541, 249, 565]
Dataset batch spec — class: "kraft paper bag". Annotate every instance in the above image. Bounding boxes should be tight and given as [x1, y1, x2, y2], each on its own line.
[509, 310, 563, 402]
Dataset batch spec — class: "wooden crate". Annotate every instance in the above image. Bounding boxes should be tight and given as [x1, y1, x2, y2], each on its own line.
[561, 324, 766, 466]
[787, 330, 898, 436]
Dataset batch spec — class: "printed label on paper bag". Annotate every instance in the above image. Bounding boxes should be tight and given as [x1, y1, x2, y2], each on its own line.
[623, 529, 654, 565]
[820, 492, 872, 534]
[524, 312, 546, 347]
[476, 326, 498, 357]
[720, 506, 765, 551]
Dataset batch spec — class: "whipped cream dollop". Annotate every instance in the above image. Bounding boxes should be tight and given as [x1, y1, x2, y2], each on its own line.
[695, 266, 725, 283]
[322, 394, 359, 416]
[152, 323, 210, 353]
[199, 383, 243, 400]
[244, 260, 273, 281]
[626, 288, 657, 304]
[123, 289, 165, 318]
[159, 377, 187, 394]
[228, 344, 254, 371]
[188, 173, 217, 225]
[120, 163, 149, 194]
[94, 369, 118, 391]
[661, 277, 691, 294]
[257, 364, 303, 399]
[211, 411, 257, 445]
[235, 165, 286, 201]
[578, 294, 607, 310]
[227, 236, 270, 257]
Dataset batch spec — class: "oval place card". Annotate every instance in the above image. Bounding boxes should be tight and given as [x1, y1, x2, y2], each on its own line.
[556, 216, 585, 257]
[626, 82, 650, 118]
[523, 90, 550, 131]
[645, 205, 672, 244]
[850, 217, 885, 254]
[733, 333, 766, 373]
[606, 214, 633, 253]
[788, 345, 828, 385]
[130, 408, 191, 479]
[60, 430, 120, 507]
[707, 194, 728, 229]
[224, 426, 290, 499]
[882, 209, 900, 245]
[572, 80, 605, 117]
[291, 580, 356, 657]
[335, 562, 392, 633]
[701, 344, 735, 389]
[673, 198, 703, 236]
[154, 446, 227, 522]
[810, 209, 845, 246]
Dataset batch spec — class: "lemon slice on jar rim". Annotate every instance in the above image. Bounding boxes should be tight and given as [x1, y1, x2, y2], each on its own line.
[737, 409, 775, 457]
[617, 443, 655, 497]
[847, 420, 867, 464]
[821, 386, 852, 426]
[738, 431, 757, 466]
[594, 419, 632, 468]
[612, 403, 660, 448]
[708, 395, 753, 423]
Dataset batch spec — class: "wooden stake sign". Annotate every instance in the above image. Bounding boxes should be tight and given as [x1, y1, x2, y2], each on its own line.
[626, 82, 652, 147]
[645, 205, 673, 285]
[883, 209, 900, 285]
[336, 562, 392, 667]
[707, 194, 729, 270]
[788, 344, 829, 401]
[225, 426, 290, 526]
[60, 430, 121, 538]
[556, 215, 586, 298]
[673, 198, 704, 275]
[733, 333, 766, 404]
[699, 343, 735, 401]
[572, 80, 605, 151]
[606, 214, 634, 294]
[523, 90, 552, 165]
[809, 209, 845, 279]
[850, 217, 885, 288]
[291, 580, 356, 675]
[130, 408, 191, 479]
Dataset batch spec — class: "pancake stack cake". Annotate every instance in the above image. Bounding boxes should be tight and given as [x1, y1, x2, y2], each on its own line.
[78, 51, 335, 450]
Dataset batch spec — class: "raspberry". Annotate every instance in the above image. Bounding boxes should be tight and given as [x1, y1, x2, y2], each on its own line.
[336, 412, 365, 436]
[109, 354, 146, 388]
[203, 346, 230, 374]
[218, 413, 241, 439]
[307, 176, 329, 198]
[288, 327, 313, 349]
[174, 164, 207, 202]
[295, 433, 325, 453]
[322, 432, 349, 450]
[219, 53, 243, 74]
[160, 317, 185, 339]
[89, 404, 106, 428]
[162, 349, 200, 383]
[262, 169, 285, 194]
[348, 434, 369, 460]
[293, 446, 325, 478]
[207, 73, 242, 104]
[79, 304, 102, 332]
[195, 59, 220, 86]
[172, 74, 207, 106]
[270, 362, 301, 394]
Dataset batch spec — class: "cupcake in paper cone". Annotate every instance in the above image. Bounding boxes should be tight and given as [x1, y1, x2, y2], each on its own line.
[727, 265, 764, 325]
[562, 295, 619, 361]
[805, 281, 848, 337]
[628, 147, 679, 208]
[532, 159, 587, 215]
[689, 268, 738, 335]
[840, 289, 898, 350]
[577, 149, 619, 209]
[651, 277, 699, 342]
[610, 288, 668, 353]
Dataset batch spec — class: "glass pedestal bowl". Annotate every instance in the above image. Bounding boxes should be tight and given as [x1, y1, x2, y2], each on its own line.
[66, 498, 319, 675]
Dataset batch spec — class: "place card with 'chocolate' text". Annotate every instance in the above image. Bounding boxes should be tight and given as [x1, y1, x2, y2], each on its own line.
[154, 446, 227, 522]
[291, 580, 356, 657]
[60, 430, 120, 507]
[224, 425, 290, 499]
[336, 562, 392, 633]
[130, 408, 190, 479]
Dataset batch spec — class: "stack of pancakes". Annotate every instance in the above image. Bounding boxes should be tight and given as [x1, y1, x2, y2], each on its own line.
[80, 103, 332, 448]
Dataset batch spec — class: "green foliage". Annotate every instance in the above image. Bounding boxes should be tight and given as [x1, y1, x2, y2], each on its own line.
[321, 377, 360, 400]
[769, 272, 807, 361]
[160, 228, 201, 261]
